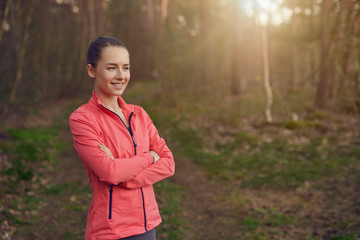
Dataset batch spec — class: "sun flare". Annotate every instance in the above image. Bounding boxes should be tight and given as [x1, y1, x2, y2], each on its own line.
[241, 0, 292, 25]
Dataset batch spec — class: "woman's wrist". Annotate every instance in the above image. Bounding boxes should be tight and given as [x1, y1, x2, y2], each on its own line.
[149, 150, 160, 163]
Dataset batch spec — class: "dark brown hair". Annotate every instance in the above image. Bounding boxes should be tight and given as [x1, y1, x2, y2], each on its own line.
[87, 36, 127, 68]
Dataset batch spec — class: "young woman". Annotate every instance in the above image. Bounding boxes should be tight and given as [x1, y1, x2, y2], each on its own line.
[69, 36, 175, 240]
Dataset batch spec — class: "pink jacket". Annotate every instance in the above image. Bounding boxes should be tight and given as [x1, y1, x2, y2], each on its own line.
[69, 91, 175, 239]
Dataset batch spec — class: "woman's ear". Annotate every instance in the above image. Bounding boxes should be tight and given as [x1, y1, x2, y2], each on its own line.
[87, 64, 95, 79]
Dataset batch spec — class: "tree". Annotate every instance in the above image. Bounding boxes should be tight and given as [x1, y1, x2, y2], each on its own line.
[230, 0, 247, 95]
[253, 0, 273, 123]
[2, 4, 34, 118]
[315, 0, 331, 108]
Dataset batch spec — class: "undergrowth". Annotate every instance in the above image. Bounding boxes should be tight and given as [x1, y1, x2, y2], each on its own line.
[155, 180, 184, 240]
[1, 127, 62, 184]
[0, 124, 64, 238]
[143, 93, 360, 190]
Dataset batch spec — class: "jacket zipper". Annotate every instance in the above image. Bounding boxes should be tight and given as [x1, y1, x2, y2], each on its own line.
[100, 106, 147, 230]
[108, 184, 113, 219]
[129, 113, 148, 232]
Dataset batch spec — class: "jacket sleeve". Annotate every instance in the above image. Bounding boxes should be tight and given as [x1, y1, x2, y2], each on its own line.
[120, 109, 175, 189]
[69, 112, 154, 185]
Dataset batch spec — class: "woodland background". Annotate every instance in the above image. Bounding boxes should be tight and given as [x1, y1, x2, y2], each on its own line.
[0, 0, 360, 239]
[0, 0, 359, 114]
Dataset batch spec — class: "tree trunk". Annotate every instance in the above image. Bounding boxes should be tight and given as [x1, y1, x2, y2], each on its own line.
[307, 0, 316, 86]
[290, 4, 299, 91]
[88, 0, 96, 40]
[2, 7, 33, 118]
[96, 0, 105, 35]
[338, 3, 355, 93]
[315, 0, 330, 108]
[354, 6, 360, 113]
[261, 26, 273, 123]
[0, 0, 11, 43]
[75, 0, 89, 90]
[198, 0, 213, 91]
[160, 0, 168, 27]
[55, 10, 65, 97]
[146, 0, 154, 28]
[230, 0, 246, 95]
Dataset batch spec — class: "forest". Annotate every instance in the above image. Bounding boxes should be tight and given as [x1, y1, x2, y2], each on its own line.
[0, 0, 359, 239]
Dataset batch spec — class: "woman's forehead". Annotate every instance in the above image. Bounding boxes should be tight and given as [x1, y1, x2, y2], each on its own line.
[100, 46, 129, 63]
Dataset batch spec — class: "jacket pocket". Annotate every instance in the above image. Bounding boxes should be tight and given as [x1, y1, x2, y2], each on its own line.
[109, 184, 113, 219]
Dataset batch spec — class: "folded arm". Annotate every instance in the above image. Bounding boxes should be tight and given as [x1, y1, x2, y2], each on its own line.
[120, 109, 175, 189]
[69, 114, 154, 185]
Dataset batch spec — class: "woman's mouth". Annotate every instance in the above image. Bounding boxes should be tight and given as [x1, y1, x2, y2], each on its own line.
[111, 82, 124, 88]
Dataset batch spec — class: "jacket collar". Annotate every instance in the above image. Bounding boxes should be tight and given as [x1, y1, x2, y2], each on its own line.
[90, 90, 136, 115]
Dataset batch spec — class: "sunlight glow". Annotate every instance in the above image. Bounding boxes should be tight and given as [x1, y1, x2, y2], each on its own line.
[241, 0, 293, 25]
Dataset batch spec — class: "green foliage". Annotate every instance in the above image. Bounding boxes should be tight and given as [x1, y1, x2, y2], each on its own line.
[244, 217, 261, 231]
[64, 230, 73, 240]
[154, 180, 184, 240]
[329, 235, 358, 240]
[147, 100, 360, 189]
[284, 119, 318, 130]
[64, 202, 84, 212]
[1, 127, 62, 183]
[241, 207, 295, 240]
[0, 116, 70, 238]
[43, 183, 69, 195]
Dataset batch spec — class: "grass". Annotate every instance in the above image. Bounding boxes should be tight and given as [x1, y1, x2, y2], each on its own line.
[241, 207, 295, 239]
[328, 236, 358, 240]
[0, 105, 71, 238]
[144, 108, 360, 189]
[0, 127, 63, 238]
[243, 217, 261, 231]
[42, 183, 69, 195]
[154, 180, 184, 240]
[1, 127, 63, 184]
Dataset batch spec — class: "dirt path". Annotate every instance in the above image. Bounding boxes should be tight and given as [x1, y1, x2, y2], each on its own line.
[170, 155, 242, 239]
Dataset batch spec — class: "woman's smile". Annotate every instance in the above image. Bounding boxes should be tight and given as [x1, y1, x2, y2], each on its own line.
[87, 46, 131, 101]
[111, 82, 125, 88]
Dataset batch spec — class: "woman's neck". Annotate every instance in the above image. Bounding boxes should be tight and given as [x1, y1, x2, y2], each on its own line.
[96, 91, 129, 127]
[95, 91, 121, 112]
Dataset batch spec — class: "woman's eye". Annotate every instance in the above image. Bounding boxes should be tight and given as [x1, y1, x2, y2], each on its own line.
[123, 67, 129, 71]
[107, 67, 116, 70]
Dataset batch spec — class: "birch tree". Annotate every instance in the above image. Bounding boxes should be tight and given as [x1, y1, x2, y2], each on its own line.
[253, 0, 273, 123]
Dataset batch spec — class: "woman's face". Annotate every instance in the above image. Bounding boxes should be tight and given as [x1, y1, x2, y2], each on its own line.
[88, 46, 130, 98]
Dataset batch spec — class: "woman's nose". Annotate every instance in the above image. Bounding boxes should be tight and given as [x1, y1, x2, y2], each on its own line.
[116, 69, 124, 79]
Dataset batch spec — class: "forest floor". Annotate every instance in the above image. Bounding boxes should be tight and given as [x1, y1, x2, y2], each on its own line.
[166, 114, 360, 240]
[1, 82, 360, 240]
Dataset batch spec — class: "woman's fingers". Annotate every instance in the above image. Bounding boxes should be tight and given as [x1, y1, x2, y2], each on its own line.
[149, 150, 160, 162]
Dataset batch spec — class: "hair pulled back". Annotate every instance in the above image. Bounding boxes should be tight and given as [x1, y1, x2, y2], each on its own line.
[87, 36, 127, 68]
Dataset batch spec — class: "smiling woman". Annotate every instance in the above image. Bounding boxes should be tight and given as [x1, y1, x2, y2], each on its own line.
[87, 46, 131, 110]
[68, 36, 175, 240]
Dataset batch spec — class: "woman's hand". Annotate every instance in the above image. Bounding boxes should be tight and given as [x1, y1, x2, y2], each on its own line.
[99, 143, 159, 163]
[98, 143, 114, 159]
[149, 150, 160, 163]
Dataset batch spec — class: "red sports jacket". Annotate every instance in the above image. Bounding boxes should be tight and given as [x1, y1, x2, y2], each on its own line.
[69, 91, 175, 239]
